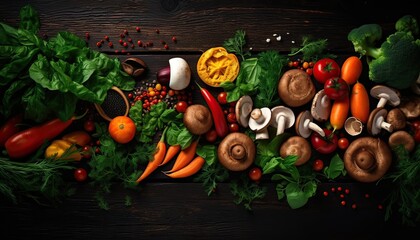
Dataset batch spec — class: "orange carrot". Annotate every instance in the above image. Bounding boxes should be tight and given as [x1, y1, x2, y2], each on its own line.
[164, 156, 206, 178]
[159, 144, 181, 166]
[167, 140, 199, 173]
[340, 56, 363, 86]
[330, 96, 350, 131]
[136, 138, 167, 183]
[350, 82, 370, 124]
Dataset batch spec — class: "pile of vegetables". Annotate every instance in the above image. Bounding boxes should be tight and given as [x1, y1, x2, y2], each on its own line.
[0, 4, 419, 227]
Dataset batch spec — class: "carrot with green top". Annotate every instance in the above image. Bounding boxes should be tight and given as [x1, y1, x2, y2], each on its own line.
[136, 133, 167, 183]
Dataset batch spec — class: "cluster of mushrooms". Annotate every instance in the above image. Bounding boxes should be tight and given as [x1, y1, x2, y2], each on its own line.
[231, 69, 419, 183]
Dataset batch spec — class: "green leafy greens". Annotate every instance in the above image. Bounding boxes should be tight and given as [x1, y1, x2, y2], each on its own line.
[0, 5, 135, 123]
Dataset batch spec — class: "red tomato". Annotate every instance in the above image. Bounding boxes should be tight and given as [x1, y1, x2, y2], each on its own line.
[313, 159, 324, 172]
[74, 168, 88, 182]
[175, 101, 188, 113]
[411, 120, 420, 143]
[338, 137, 350, 150]
[248, 167, 262, 182]
[310, 128, 338, 154]
[324, 77, 349, 100]
[217, 92, 228, 105]
[83, 119, 95, 132]
[205, 128, 218, 143]
[227, 113, 237, 123]
[313, 58, 341, 84]
[229, 123, 239, 132]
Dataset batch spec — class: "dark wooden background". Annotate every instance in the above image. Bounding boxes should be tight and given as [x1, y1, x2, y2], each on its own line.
[1, 1, 419, 239]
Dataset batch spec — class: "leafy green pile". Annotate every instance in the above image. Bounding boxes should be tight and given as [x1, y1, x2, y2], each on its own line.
[0, 5, 135, 123]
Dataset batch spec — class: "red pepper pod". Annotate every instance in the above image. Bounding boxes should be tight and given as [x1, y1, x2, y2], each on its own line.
[196, 82, 229, 138]
[5, 117, 74, 159]
[0, 114, 23, 148]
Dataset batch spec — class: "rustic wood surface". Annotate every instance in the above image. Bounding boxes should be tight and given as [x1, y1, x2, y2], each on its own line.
[0, 1, 419, 239]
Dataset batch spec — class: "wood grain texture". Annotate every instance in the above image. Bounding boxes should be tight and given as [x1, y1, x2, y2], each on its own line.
[0, 0, 419, 239]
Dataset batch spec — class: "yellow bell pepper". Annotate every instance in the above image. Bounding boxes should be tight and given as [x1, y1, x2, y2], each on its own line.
[45, 139, 82, 161]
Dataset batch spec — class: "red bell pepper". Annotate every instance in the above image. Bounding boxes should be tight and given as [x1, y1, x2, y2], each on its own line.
[0, 114, 23, 148]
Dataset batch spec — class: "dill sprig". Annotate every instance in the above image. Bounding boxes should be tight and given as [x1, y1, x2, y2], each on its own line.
[288, 36, 336, 61]
[0, 157, 75, 205]
[382, 144, 420, 226]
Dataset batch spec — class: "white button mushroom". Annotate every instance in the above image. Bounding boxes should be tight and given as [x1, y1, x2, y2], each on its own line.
[248, 107, 272, 140]
[270, 106, 295, 135]
[295, 110, 325, 138]
[370, 85, 400, 108]
[235, 95, 253, 128]
[367, 107, 394, 136]
[344, 117, 363, 136]
[311, 89, 331, 122]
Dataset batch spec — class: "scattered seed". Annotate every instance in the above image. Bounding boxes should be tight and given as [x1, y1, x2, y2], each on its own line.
[266, 38, 271, 43]
[273, 33, 278, 37]
[276, 36, 282, 41]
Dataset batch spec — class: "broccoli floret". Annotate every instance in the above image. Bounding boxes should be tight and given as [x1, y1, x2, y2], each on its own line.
[348, 15, 420, 89]
[395, 14, 419, 36]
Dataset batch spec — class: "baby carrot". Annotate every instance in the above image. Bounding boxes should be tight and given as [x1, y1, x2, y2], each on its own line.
[167, 140, 199, 173]
[159, 144, 181, 166]
[164, 156, 205, 178]
[330, 96, 350, 131]
[136, 137, 166, 183]
[350, 81, 370, 124]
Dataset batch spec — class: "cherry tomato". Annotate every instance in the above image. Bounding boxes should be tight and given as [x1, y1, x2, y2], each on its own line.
[83, 119, 95, 132]
[338, 137, 350, 150]
[205, 128, 218, 143]
[313, 58, 340, 84]
[217, 92, 228, 105]
[310, 128, 338, 154]
[248, 167, 262, 182]
[227, 113, 237, 123]
[229, 123, 239, 132]
[324, 77, 349, 100]
[411, 120, 420, 143]
[175, 101, 188, 113]
[313, 159, 324, 171]
[74, 168, 88, 182]
[81, 145, 92, 159]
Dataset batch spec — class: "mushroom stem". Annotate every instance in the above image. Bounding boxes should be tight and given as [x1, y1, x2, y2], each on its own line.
[251, 108, 265, 124]
[377, 96, 389, 108]
[305, 119, 325, 137]
[375, 116, 394, 132]
[256, 128, 270, 140]
[276, 115, 286, 135]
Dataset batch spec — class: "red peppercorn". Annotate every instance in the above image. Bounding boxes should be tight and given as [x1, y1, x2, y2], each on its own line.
[337, 186, 342, 191]
[377, 204, 383, 210]
[124, 29, 129, 35]
[119, 39, 123, 45]
[123, 42, 128, 48]
[155, 29, 160, 34]
[108, 42, 113, 48]
[331, 187, 336, 192]
[164, 44, 169, 50]
[364, 193, 370, 198]
[136, 26, 141, 32]
[171, 36, 177, 43]
[340, 200, 346, 206]
[323, 191, 328, 197]
[104, 35, 109, 41]
[339, 194, 345, 198]
[96, 41, 102, 47]
[85, 32, 90, 40]
[351, 203, 357, 209]
[345, 188, 350, 194]
[128, 38, 132, 43]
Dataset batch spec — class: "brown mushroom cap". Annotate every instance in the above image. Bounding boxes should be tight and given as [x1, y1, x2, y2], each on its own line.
[279, 136, 311, 166]
[386, 108, 406, 131]
[183, 104, 213, 135]
[344, 137, 392, 183]
[367, 107, 393, 136]
[388, 130, 415, 152]
[217, 132, 256, 171]
[398, 95, 420, 119]
[278, 69, 315, 107]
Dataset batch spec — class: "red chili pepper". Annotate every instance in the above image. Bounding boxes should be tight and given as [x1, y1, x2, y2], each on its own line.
[0, 114, 23, 147]
[5, 114, 84, 159]
[196, 82, 229, 138]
